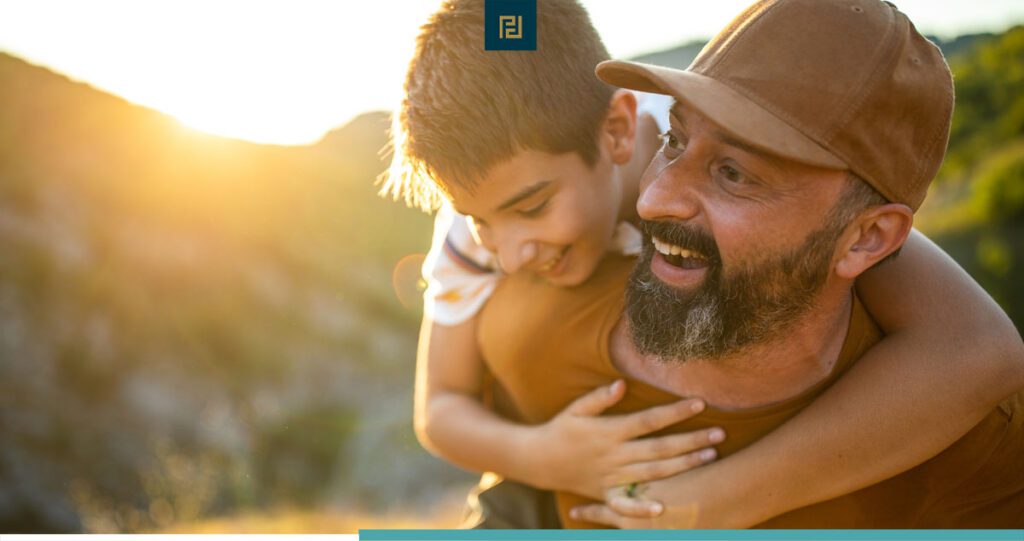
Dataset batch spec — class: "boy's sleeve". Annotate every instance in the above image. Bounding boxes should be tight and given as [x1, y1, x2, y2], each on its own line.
[422, 205, 501, 326]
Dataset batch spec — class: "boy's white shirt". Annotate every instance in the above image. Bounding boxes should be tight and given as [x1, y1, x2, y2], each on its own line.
[421, 91, 672, 326]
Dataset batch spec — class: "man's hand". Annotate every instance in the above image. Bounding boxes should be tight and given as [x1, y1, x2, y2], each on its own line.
[522, 379, 722, 500]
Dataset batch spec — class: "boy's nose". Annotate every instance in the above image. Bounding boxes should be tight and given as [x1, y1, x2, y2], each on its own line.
[496, 240, 537, 274]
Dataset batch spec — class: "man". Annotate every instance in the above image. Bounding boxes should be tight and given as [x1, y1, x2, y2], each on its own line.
[476, 0, 1024, 527]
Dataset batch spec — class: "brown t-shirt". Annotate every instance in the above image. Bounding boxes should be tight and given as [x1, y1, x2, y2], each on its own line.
[478, 254, 1024, 528]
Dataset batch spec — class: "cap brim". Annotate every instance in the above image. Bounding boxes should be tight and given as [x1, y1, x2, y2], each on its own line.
[596, 60, 846, 170]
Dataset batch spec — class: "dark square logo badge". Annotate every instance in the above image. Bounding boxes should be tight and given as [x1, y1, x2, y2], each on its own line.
[485, 0, 536, 51]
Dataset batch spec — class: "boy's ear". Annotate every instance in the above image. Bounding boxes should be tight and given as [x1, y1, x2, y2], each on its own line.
[834, 203, 914, 279]
[603, 90, 638, 166]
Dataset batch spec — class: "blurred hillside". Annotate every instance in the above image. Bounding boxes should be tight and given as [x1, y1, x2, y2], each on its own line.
[0, 52, 466, 533]
[1, 24, 1023, 534]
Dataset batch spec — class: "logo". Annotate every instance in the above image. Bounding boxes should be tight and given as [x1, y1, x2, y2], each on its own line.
[485, 0, 536, 51]
[499, 15, 523, 39]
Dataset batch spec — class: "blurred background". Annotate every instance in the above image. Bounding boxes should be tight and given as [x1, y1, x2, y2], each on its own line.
[0, 0, 1021, 533]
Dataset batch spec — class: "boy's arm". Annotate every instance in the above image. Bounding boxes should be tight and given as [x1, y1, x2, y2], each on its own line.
[413, 314, 530, 474]
[415, 314, 720, 500]
[572, 229, 1024, 528]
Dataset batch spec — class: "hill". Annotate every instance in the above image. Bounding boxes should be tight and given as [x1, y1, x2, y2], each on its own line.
[0, 52, 454, 533]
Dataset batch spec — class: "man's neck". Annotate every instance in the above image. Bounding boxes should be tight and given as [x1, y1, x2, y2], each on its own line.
[610, 286, 854, 410]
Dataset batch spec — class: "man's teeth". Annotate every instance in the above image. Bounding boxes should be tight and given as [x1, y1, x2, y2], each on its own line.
[652, 237, 705, 259]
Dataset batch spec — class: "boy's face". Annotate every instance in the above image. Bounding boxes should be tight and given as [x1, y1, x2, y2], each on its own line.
[448, 148, 623, 287]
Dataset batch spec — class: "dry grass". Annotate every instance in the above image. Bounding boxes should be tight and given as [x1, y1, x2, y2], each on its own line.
[151, 487, 473, 534]
[155, 506, 465, 533]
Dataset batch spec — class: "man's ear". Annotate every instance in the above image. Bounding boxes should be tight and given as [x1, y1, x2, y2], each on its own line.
[603, 90, 638, 166]
[835, 204, 914, 279]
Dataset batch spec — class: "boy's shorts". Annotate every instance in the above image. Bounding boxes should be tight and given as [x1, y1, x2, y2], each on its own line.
[461, 472, 562, 529]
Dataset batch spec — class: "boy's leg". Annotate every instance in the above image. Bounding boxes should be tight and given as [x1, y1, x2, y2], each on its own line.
[460, 472, 561, 529]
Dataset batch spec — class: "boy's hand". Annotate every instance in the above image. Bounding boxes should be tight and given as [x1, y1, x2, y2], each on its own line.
[568, 481, 700, 528]
[523, 379, 722, 500]
[569, 493, 699, 529]
[569, 464, 747, 529]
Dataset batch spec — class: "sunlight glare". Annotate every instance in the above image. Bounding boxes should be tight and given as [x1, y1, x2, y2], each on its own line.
[0, 0, 441, 145]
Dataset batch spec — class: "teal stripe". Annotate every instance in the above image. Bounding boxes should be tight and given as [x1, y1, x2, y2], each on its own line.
[360, 530, 1024, 541]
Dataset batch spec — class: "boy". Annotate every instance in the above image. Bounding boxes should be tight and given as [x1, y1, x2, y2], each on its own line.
[382, 0, 1024, 527]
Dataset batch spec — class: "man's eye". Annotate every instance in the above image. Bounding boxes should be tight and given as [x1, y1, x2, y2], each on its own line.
[718, 165, 746, 184]
[660, 131, 684, 155]
[518, 199, 549, 217]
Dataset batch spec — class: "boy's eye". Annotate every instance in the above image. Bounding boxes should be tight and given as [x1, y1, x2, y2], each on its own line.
[518, 199, 549, 217]
[467, 215, 488, 232]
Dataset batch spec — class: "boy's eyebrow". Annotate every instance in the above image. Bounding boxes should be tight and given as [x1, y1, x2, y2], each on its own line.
[497, 180, 551, 211]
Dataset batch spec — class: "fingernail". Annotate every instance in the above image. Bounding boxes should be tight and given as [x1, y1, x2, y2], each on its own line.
[709, 428, 725, 442]
[610, 380, 624, 394]
[651, 502, 664, 514]
[701, 448, 717, 460]
[570, 508, 580, 519]
[690, 400, 705, 413]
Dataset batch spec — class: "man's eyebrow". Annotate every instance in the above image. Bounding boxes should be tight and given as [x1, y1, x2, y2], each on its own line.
[671, 104, 775, 162]
[668, 104, 685, 130]
[497, 180, 551, 211]
[719, 133, 774, 161]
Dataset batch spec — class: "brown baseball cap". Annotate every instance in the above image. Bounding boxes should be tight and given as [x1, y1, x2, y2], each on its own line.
[596, 0, 954, 211]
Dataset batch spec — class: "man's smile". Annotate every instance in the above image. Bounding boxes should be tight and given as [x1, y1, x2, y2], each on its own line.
[652, 236, 709, 269]
[650, 245, 710, 289]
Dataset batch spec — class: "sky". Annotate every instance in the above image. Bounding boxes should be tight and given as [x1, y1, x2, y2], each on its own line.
[1, 0, 1022, 145]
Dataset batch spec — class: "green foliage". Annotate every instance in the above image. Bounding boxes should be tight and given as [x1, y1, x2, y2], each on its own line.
[966, 140, 1024, 225]
[940, 26, 1024, 180]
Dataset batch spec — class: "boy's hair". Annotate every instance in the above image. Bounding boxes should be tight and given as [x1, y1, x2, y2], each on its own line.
[381, 0, 614, 211]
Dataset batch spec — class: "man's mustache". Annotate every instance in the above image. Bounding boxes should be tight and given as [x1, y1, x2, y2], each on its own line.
[638, 219, 722, 265]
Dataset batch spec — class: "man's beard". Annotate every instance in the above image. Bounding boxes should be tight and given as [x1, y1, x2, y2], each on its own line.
[625, 217, 847, 363]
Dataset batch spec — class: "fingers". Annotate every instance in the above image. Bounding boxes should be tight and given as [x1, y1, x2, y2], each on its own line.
[614, 448, 718, 485]
[615, 398, 706, 439]
[569, 504, 625, 528]
[608, 494, 664, 518]
[565, 379, 626, 416]
[624, 427, 725, 462]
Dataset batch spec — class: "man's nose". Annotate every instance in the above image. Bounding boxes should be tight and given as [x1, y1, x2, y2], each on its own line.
[637, 157, 703, 223]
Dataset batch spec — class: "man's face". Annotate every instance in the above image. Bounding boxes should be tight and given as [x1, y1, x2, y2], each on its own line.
[448, 149, 623, 287]
[626, 105, 850, 362]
